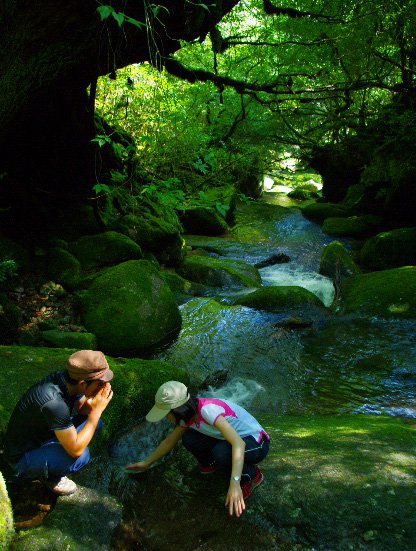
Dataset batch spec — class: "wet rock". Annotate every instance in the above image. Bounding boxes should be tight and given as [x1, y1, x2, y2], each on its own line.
[322, 214, 381, 237]
[178, 206, 229, 236]
[301, 202, 353, 224]
[177, 256, 261, 288]
[360, 227, 416, 270]
[230, 286, 326, 313]
[319, 240, 360, 280]
[255, 253, 290, 269]
[273, 317, 313, 329]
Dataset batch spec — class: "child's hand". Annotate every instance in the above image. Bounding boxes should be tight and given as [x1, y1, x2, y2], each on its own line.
[125, 461, 150, 472]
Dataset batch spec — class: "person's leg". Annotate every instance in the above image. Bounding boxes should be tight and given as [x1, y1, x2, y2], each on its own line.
[211, 435, 270, 480]
[182, 429, 219, 466]
[13, 417, 103, 482]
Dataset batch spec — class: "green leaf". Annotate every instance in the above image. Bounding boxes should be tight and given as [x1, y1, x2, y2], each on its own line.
[97, 5, 114, 21]
[93, 183, 111, 195]
[112, 11, 125, 27]
[125, 15, 147, 30]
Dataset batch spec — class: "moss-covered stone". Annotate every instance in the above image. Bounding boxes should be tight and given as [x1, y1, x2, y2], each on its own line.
[201, 185, 238, 224]
[0, 345, 189, 443]
[360, 227, 416, 270]
[0, 237, 30, 272]
[79, 260, 182, 355]
[258, 414, 416, 550]
[288, 185, 320, 200]
[178, 206, 229, 236]
[301, 202, 352, 224]
[229, 285, 325, 312]
[70, 231, 142, 271]
[0, 471, 14, 550]
[322, 215, 381, 237]
[177, 256, 261, 288]
[160, 271, 210, 300]
[40, 330, 97, 349]
[320, 241, 361, 280]
[112, 213, 185, 267]
[339, 266, 416, 318]
[46, 247, 82, 289]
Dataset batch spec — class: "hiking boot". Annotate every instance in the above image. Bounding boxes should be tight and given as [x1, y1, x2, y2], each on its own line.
[252, 466, 264, 490]
[198, 462, 220, 475]
[43, 476, 77, 496]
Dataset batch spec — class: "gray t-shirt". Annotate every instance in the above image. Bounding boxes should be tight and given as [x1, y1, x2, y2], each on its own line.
[4, 370, 78, 463]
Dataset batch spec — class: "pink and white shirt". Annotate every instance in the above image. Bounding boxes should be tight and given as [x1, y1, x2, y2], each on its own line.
[186, 398, 269, 443]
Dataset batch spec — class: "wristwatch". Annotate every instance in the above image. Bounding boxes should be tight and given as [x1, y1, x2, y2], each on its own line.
[231, 475, 240, 482]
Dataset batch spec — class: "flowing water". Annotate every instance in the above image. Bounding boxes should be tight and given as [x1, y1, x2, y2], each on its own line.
[107, 192, 416, 549]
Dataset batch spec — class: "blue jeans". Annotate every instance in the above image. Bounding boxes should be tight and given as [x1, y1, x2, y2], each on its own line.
[12, 416, 102, 482]
[182, 429, 269, 480]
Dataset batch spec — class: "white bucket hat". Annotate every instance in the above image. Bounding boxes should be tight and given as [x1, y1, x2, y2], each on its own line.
[146, 381, 190, 422]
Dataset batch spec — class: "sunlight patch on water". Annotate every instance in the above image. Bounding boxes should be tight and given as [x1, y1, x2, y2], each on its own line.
[260, 264, 335, 307]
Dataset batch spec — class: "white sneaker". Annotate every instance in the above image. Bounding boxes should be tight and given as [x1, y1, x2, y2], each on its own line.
[43, 476, 77, 495]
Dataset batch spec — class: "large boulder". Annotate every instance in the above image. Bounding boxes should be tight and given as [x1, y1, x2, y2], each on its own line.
[79, 260, 182, 355]
[360, 227, 416, 270]
[178, 206, 229, 236]
[0, 471, 13, 550]
[112, 212, 185, 267]
[70, 231, 142, 271]
[301, 202, 353, 224]
[320, 241, 361, 280]
[339, 266, 416, 318]
[229, 286, 325, 312]
[322, 215, 381, 237]
[177, 256, 262, 288]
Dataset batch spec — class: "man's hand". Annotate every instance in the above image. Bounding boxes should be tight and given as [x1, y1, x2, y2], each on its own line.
[89, 383, 113, 414]
[125, 461, 150, 472]
[225, 482, 246, 517]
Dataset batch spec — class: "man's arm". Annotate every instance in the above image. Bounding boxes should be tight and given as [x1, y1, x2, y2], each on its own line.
[55, 383, 113, 458]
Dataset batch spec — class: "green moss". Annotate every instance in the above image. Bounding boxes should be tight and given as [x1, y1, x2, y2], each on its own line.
[179, 206, 229, 236]
[47, 247, 81, 289]
[40, 330, 97, 349]
[79, 260, 182, 355]
[230, 285, 325, 312]
[339, 266, 416, 318]
[360, 227, 416, 270]
[0, 345, 189, 443]
[320, 241, 360, 280]
[177, 256, 261, 288]
[0, 471, 14, 550]
[70, 231, 142, 271]
[322, 215, 379, 237]
[257, 414, 416, 550]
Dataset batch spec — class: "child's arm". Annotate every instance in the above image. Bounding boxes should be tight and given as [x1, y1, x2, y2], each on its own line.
[125, 425, 187, 471]
[214, 416, 246, 517]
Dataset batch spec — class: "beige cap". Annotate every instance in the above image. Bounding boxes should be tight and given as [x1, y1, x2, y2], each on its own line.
[146, 381, 190, 422]
[67, 350, 113, 382]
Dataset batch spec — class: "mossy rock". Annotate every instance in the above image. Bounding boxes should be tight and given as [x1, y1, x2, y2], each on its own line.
[0, 471, 13, 550]
[201, 185, 238, 224]
[339, 266, 416, 318]
[322, 215, 381, 237]
[288, 185, 320, 200]
[258, 414, 416, 550]
[70, 231, 142, 271]
[0, 345, 189, 443]
[0, 293, 22, 344]
[79, 260, 182, 355]
[178, 206, 229, 236]
[229, 285, 325, 312]
[39, 330, 97, 349]
[301, 202, 352, 224]
[360, 227, 416, 270]
[320, 241, 360, 280]
[112, 213, 185, 267]
[46, 247, 82, 289]
[177, 256, 261, 288]
[160, 271, 210, 300]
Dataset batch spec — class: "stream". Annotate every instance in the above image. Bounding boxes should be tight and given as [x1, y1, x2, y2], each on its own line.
[106, 191, 416, 550]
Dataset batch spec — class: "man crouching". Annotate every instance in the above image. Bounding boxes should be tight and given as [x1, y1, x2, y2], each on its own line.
[4, 350, 113, 495]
